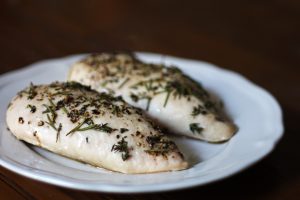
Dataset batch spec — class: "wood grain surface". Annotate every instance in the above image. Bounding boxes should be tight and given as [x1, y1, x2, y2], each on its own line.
[0, 0, 299, 199]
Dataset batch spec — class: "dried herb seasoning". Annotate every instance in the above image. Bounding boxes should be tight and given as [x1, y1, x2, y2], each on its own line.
[56, 123, 62, 142]
[144, 134, 176, 156]
[189, 123, 203, 134]
[111, 138, 130, 161]
[26, 104, 36, 113]
[18, 81, 185, 162]
[191, 105, 207, 117]
[66, 116, 116, 136]
[78, 53, 219, 117]
[27, 83, 38, 100]
[120, 128, 129, 133]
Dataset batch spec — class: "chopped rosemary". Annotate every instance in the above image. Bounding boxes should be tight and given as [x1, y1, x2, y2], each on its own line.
[27, 82, 37, 100]
[66, 118, 116, 136]
[42, 102, 57, 124]
[118, 77, 130, 89]
[62, 106, 69, 115]
[163, 89, 171, 107]
[48, 98, 56, 109]
[62, 81, 92, 91]
[128, 75, 206, 111]
[111, 138, 130, 161]
[43, 100, 57, 132]
[56, 123, 62, 142]
[166, 80, 189, 99]
[94, 123, 117, 133]
[66, 118, 88, 136]
[130, 92, 152, 111]
[189, 123, 203, 134]
[77, 54, 218, 126]
[78, 123, 116, 133]
[146, 97, 151, 111]
[46, 114, 57, 130]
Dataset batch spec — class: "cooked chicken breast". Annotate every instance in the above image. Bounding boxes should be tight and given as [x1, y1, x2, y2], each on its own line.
[68, 53, 237, 142]
[6, 82, 187, 173]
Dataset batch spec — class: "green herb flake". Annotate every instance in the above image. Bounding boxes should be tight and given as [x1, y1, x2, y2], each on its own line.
[163, 89, 171, 107]
[27, 83, 37, 100]
[42, 101, 57, 130]
[130, 93, 139, 102]
[191, 105, 207, 117]
[66, 118, 116, 136]
[204, 101, 215, 110]
[144, 135, 176, 156]
[189, 123, 204, 134]
[120, 128, 129, 133]
[26, 104, 37, 113]
[81, 123, 117, 133]
[111, 138, 130, 161]
[118, 77, 130, 89]
[66, 118, 89, 136]
[56, 123, 62, 142]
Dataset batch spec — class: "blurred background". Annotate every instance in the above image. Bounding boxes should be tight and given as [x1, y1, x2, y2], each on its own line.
[0, 0, 299, 199]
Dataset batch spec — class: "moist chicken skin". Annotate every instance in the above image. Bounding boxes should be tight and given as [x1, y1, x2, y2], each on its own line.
[68, 53, 237, 142]
[6, 82, 187, 173]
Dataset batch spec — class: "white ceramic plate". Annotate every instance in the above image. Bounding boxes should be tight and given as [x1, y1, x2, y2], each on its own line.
[0, 53, 283, 193]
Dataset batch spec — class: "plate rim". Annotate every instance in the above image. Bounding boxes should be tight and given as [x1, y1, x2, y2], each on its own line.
[0, 52, 284, 193]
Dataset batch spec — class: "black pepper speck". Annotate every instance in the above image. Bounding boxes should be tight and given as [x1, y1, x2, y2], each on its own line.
[18, 117, 24, 124]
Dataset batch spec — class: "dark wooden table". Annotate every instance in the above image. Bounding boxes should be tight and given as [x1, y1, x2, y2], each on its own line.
[0, 0, 299, 199]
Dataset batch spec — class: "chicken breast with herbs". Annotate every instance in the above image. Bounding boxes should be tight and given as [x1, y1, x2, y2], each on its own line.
[6, 82, 187, 173]
[68, 53, 237, 142]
